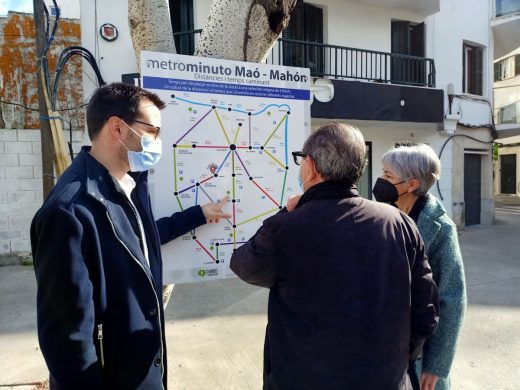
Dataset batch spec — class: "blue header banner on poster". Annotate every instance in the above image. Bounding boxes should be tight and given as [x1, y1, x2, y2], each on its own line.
[143, 76, 311, 101]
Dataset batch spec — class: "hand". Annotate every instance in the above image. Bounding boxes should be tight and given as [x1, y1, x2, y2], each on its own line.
[420, 372, 439, 390]
[286, 194, 302, 212]
[201, 196, 231, 223]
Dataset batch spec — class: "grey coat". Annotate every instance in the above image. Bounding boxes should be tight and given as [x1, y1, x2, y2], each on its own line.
[415, 194, 466, 389]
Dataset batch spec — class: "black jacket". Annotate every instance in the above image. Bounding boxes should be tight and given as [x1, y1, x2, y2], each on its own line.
[231, 181, 439, 390]
[31, 147, 206, 389]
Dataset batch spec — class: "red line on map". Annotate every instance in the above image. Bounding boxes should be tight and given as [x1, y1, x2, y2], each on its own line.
[251, 180, 279, 206]
[195, 239, 216, 262]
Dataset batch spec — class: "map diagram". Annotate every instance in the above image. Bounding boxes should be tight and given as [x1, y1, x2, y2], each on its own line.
[143, 52, 310, 283]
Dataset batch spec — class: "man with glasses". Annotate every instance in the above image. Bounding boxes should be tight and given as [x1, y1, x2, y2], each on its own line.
[31, 83, 230, 389]
[231, 122, 439, 389]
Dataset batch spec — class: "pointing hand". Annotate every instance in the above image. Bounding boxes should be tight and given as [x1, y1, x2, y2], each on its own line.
[202, 196, 232, 223]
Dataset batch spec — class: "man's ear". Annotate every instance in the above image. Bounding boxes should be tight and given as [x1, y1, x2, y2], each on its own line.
[306, 156, 320, 181]
[408, 178, 420, 193]
[106, 116, 123, 140]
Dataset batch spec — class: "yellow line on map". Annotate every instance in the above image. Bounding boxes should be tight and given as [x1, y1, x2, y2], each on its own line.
[263, 114, 287, 147]
[262, 149, 285, 169]
[237, 208, 278, 227]
[214, 110, 231, 144]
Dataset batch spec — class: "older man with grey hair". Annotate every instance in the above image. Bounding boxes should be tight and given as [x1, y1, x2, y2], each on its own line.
[231, 122, 439, 390]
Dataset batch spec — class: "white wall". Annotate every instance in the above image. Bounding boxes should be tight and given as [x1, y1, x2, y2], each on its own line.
[0, 129, 87, 258]
[80, 0, 139, 100]
[426, 0, 493, 126]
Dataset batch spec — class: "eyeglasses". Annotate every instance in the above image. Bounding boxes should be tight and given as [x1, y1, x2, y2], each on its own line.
[125, 118, 161, 140]
[292, 151, 307, 165]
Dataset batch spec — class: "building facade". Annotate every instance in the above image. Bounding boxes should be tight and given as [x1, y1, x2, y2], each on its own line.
[78, 0, 497, 228]
[492, 0, 520, 197]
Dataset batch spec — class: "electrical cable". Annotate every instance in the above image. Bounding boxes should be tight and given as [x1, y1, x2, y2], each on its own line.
[0, 99, 39, 111]
[52, 46, 105, 109]
[436, 134, 495, 201]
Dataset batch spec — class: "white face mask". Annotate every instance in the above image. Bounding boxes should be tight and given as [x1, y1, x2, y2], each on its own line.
[120, 121, 162, 172]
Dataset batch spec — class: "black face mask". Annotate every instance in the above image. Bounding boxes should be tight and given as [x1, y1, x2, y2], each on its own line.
[372, 177, 405, 204]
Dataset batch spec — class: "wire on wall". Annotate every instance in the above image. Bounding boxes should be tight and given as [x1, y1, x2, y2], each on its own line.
[436, 134, 497, 201]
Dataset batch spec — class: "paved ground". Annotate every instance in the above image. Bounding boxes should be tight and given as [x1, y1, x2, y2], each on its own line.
[1, 198, 519, 389]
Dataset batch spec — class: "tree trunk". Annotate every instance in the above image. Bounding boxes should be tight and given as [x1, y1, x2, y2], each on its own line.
[128, 0, 177, 69]
[196, 0, 297, 62]
[128, 0, 297, 308]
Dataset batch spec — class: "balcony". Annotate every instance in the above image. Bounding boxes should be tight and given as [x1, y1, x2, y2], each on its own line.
[173, 30, 443, 124]
[496, 0, 520, 17]
[174, 30, 436, 88]
[492, 1, 520, 59]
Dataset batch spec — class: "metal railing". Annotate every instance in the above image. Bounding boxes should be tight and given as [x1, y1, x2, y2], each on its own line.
[173, 30, 436, 88]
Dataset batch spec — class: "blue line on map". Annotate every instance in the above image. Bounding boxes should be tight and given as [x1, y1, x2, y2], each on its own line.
[284, 115, 289, 165]
[195, 185, 199, 206]
[179, 184, 196, 194]
[252, 104, 291, 116]
[217, 151, 232, 174]
[174, 98, 291, 118]
[218, 242, 248, 246]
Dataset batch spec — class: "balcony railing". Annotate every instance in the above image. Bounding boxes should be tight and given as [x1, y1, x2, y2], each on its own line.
[173, 30, 436, 88]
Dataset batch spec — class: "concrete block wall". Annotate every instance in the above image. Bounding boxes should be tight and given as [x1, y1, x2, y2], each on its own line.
[0, 128, 88, 260]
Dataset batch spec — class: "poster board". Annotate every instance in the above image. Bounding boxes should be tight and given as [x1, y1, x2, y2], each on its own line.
[141, 51, 311, 283]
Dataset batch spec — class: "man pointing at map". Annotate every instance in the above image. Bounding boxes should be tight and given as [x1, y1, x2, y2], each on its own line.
[230, 122, 439, 389]
[30, 82, 230, 389]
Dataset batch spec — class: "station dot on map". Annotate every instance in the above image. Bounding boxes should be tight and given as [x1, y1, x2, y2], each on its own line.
[248, 146, 252, 150]
[215, 243, 220, 247]
[287, 111, 291, 115]
[238, 123, 242, 127]
[192, 144, 197, 148]
[196, 183, 200, 186]
[192, 236, 197, 240]
[260, 146, 264, 150]
[279, 206, 283, 209]
[227, 108, 232, 111]
[232, 199, 236, 203]
[230, 144, 236, 151]
[212, 105, 216, 109]
[171, 94, 175, 99]
[248, 112, 252, 116]
[174, 192, 178, 196]
[285, 166, 289, 170]
[233, 225, 236, 228]
[216, 260, 220, 264]
[249, 177, 253, 180]
[173, 144, 177, 148]
[232, 174, 236, 177]
[214, 174, 218, 177]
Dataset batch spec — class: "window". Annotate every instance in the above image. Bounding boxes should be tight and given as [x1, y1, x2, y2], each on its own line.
[463, 43, 484, 95]
[496, 0, 520, 17]
[498, 102, 518, 124]
[283, 1, 324, 76]
[391, 20, 426, 85]
[170, 0, 194, 55]
[494, 55, 520, 81]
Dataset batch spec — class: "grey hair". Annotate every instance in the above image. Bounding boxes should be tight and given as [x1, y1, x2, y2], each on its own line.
[381, 143, 441, 196]
[303, 122, 367, 184]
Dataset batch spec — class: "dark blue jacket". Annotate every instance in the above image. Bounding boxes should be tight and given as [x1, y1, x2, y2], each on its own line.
[230, 181, 439, 390]
[31, 147, 205, 389]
